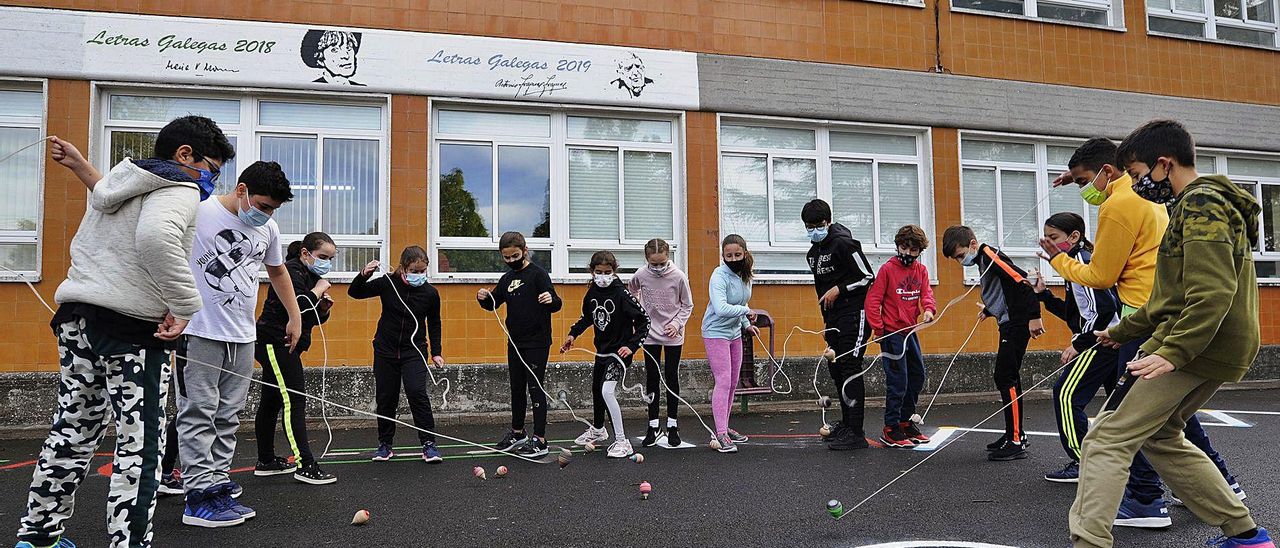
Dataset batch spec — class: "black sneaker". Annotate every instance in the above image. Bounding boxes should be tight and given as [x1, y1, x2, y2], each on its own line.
[823, 421, 846, 441]
[513, 436, 549, 457]
[828, 428, 869, 451]
[1045, 460, 1080, 483]
[988, 440, 1028, 461]
[642, 426, 659, 447]
[495, 430, 528, 452]
[294, 463, 337, 485]
[158, 469, 183, 495]
[253, 456, 297, 477]
[986, 434, 1008, 452]
[666, 426, 681, 447]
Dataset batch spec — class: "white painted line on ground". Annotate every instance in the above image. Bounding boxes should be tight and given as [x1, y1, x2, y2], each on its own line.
[1206, 409, 1280, 416]
[1197, 410, 1252, 428]
[855, 542, 1016, 548]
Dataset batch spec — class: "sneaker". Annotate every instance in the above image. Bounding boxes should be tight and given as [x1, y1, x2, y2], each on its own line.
[214, 484, 255, 520]
[880, 425, 915, 448]
[1170, 482, 1247, 506]
[666, 426, 682, 448]
[182, 487, 245, 528]
[253, 456, 297, 477]
[1114, 496, 1171, 528]
[607, 439, 634, 458]
[226, 480, 243, 499]
[642, 426, 659, 447]
[496, 430, 529, 452]
[827, 428, 869, 451]
[14, 538, 76, 548]
[371, 443, 395, 462]
[986, 434, 1008, 452]
[1208, 528, 1276, 548]
[513, 436, 549, 457]
[822, 421, 845, 441]
[713, 433, 738, 453]
[901, 421, 930, 444]
[1045, 461, 1080, 483]
[573, 426, 608, 447]
[422, 442, 442, 464]
[988, 440, 1028, 461]
[294, 463, 337, 485]
[726, 429, 749, 443]
[158, 469, 183, 496]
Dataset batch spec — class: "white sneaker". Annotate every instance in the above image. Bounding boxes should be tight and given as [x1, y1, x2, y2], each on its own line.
[606, 439, 634, 458]
[574, 426, 609, 446]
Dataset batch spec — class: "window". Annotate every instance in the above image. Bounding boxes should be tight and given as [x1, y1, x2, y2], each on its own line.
[959, 133, 1100, 282]
[101, 91, 389, 278]
[1148, 0, 1279, 48]
[1200, 152, 1280, 280]
[0, 83, 44, 280]
[952, 0, 1119, 27]
[718, 118, 932, 280]
[432, 106, 682, 280]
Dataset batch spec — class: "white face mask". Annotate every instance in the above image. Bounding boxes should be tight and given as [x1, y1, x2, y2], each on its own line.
[593, 274, 613, 288]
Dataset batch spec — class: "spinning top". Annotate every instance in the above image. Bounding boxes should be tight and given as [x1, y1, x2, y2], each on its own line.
[351, 509, 370, 526]
[639, 481, 653, 500]
[818, 396, 832, 409]
[630, 453, 644, 464]
[827, 499, 844, 519]
[557, 448, 573, 469]
[819, 424, 832, 437]
[584, 441, 596, 453]
[709, 438, 722, 450]
[495, 465, 509, 478]
[472, 466, 486, 480]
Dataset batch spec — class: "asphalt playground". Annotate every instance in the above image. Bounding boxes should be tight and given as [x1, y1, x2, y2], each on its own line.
[1, 388, 1276, 548]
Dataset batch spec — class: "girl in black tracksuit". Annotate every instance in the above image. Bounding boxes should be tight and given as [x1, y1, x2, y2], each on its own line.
[477, 231, 562, 457]
[1033, 212, 1120, 481]
[348, 246, 445, 463]
[561, 251, 650, 458]
[254, 232, 337, 484]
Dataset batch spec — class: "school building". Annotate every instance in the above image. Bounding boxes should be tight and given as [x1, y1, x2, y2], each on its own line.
[1, 0, 1278, 378]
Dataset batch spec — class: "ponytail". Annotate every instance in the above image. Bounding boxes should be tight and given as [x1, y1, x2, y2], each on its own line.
[721, 234, 754, 283]
[285, 241, 303, 261]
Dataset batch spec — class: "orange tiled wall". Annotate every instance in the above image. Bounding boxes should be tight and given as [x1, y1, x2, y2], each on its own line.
[4, 0, 1276, 106]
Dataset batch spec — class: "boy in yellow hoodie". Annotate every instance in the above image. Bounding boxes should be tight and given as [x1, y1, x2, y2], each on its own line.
[1067, 120, 1270, 548]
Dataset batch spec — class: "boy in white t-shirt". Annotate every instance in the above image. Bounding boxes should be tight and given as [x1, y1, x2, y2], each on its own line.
[175, 161, 302, 528]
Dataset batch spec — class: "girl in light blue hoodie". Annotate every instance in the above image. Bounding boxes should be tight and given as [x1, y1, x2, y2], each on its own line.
[702, 234, 759, 453]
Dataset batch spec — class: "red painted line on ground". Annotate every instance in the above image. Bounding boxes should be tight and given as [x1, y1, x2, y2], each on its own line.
[0, 460, 37, 470]
[230, 466, 254, 474]
[748, 434, 821, 439]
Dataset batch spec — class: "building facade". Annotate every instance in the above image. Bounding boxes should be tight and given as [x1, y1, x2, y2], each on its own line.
[0, 0, 1278, 373]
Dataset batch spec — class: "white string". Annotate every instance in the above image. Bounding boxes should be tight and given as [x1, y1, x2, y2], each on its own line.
[379, 267, 452, 409]
[643, 348, 717, 439]
[564, 347, 652, 404]
[296, 293, 335, 459]
[0, 264, 55, 314]
[0, 136, 52, 167]
[918, 316, 984, 423]
[839, 340, 1104, 518]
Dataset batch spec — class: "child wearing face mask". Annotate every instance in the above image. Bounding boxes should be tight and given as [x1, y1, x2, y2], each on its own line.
[1029, 213, 1121, 484]
[702, 234, 759, 453]
[253, 232, 338, 485]
[628, 238, 695, 448]
[477, 231, 563, 457]
[865, 225, 937, 449]
[561, 251, 650, 458]
[941, 225, 1043, 462]
[348, 246, 446, 464]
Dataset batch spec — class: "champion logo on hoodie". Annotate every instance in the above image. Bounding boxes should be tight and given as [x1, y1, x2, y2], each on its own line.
[895, 275, 923, 303]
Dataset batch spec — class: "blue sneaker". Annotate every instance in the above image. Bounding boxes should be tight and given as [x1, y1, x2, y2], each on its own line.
[422, 442, 442, 463]
[214, 483, 255, 520]
[15, 538, 76, 548]
[182, 486, 245, 528]
[1114, 496, 1171, 529]
[1045, 461, 1080, 483]
[1208, 527, 1276, 547]
[372, 443, 395, 461]
[225, 480, 243, 499]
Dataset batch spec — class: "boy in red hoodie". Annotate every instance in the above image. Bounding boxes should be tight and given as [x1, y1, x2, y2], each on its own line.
[866, 225, 937, 448]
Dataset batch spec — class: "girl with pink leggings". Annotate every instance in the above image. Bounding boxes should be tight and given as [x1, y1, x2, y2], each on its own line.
[701, 234, 759, 453]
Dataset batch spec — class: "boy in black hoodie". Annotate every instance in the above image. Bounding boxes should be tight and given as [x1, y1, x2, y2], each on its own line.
[801, 199, 876, 451]
[942, 225, 1045, 462]
[561, 251, 650, 459]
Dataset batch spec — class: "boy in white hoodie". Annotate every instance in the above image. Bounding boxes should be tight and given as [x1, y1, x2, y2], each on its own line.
[16, 116, 234, 548]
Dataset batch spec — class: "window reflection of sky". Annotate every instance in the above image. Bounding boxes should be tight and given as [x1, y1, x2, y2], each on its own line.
[439, 143, 493, 235]
[498, 146, 550, 236]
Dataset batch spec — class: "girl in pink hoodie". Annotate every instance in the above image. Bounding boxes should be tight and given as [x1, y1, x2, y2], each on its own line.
[628, 239, 695, 448]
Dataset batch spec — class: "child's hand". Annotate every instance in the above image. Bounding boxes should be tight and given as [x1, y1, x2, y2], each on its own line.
[50, 136, 86, 171]
[360, 260, 380, 276]
[559, 336, 575, 354]
[1127, 353, 1174, 380]
[476, 288, 491, 302]
[819, 286, 840, 310]
[617, 347, 633, 359]
[314, 279, 332, 295]
[431, 356, 446, 368]
[538, 291, 553, 305]
[663, 323, 679, 338]
[1060, 346, 1079, 365]
[975, 302, 990, 322]
[1037, 238, 1062, 260]
[745, 324, 761, 337]
[1094, 329, 1121, 349]
[1029, 318, 1045, 338]
[922, 310, 935, 323]
[1027, 272, 1047, 293]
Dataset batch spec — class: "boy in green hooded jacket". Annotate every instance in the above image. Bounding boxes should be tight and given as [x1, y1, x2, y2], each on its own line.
[1068, 120, 1271, 548]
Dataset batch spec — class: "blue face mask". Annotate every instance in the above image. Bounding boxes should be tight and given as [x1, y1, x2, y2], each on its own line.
[960, 249, 979, 267]
[238, 195, 272, 228]
[169, 159, 220, 201]
[308, 256, 332, 276]
[807, 226, 829, 243]
[404, 272, 427, 287]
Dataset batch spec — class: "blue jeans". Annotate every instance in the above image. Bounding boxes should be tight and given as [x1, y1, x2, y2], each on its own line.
[1117, 338, 1237, 502]
[880, 332, 925, 426]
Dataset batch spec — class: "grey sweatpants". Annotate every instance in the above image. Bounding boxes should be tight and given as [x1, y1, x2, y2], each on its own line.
[175, 335, 254, 493]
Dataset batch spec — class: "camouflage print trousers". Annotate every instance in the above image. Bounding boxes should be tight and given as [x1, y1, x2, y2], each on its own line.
[17, 319, 170, 548]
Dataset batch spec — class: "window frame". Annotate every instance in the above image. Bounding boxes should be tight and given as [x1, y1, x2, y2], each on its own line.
[1147, 0, 1280, 49]
[428, 98, 686, 284]
[93, 82, 391, 282]
[950, 0, 1126, 31]
[717, 114, 936, 284]
[957, 131, 1107, 285]
[0, 78, 47, 283]
[1199, 149, 1280, 284]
